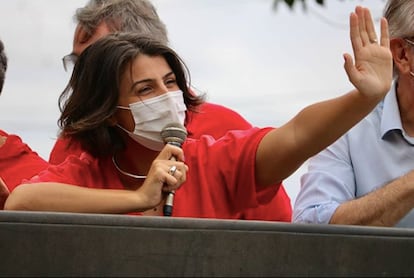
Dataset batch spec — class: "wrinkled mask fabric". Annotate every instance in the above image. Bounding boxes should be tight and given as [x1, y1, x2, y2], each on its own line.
[117, 90, 186, 151]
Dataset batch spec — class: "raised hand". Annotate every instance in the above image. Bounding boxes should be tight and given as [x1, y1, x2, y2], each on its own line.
[344, 6, 392, 99]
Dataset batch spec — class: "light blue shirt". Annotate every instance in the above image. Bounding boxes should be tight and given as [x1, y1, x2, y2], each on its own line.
[293, 82, 414, 228]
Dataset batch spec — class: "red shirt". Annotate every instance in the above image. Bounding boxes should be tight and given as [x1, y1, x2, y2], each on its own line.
[0, 130, 49, 191]
[48, 102, 292, 221]
[30, 128, 280, 218]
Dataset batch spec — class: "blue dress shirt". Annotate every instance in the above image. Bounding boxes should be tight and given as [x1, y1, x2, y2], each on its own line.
[293, 81, 414, 228]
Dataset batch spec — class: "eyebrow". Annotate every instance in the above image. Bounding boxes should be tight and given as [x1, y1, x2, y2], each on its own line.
[131, 71, 175, 88]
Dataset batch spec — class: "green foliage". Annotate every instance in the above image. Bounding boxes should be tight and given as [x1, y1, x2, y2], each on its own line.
[273, 0, 325, 11]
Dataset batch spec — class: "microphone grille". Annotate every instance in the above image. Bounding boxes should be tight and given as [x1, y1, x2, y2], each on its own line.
[160, 122, 188, 147]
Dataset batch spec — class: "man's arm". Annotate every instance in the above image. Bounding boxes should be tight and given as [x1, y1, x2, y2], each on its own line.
[330, 171, 414, 226]
[255, 7, 392, 187]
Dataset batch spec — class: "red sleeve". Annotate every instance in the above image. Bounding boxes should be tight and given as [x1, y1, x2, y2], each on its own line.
[183, 127, 280, 214]
[0, 131, 49, 191]
[186, 103, 292, 221]
[27, 153, 96, 187]
[26, 152, 123, 190]
[240, 186, 292, 221]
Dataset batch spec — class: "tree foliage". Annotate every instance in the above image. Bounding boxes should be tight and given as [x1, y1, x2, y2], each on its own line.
[273, 0, 339, 11]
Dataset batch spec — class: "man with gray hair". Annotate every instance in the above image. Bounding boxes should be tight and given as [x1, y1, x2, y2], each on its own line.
[48, 0, 292, 221]
[294, 0, 414, 228]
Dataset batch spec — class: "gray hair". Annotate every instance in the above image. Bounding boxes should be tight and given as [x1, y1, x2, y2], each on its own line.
[75, 0, 168, 44]
[384, 0, 414, 39]
[0, 39, 7, 94]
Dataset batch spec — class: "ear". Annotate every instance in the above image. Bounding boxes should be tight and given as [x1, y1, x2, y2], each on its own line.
[73, 22, 112, 54]
[73, 24, 92, 45]
[390, 38, 412, 74]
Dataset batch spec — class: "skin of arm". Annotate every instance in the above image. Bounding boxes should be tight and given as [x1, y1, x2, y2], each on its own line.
[255, 7, 392, 186]
[4, 144, 187, 213]
[330, 170, 414, 226]
[5, 183, 147, 214]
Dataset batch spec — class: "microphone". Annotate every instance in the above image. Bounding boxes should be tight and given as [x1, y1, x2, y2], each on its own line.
[160, 122, 187, 216]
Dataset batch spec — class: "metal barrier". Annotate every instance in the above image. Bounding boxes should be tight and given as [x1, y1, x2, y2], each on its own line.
[1, 211, 413, 276]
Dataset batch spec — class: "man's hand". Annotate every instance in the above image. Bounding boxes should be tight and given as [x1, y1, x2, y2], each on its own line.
[344, 6, 392, 99]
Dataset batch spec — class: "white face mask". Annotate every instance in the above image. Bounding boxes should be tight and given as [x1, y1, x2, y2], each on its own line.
[117, 90, 187, 151]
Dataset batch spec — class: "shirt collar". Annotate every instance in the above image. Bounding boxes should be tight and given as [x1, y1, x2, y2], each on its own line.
[381, 80, 414, 144]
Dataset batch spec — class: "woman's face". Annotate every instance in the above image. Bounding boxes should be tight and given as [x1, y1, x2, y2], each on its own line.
[116, 54, 180, 131]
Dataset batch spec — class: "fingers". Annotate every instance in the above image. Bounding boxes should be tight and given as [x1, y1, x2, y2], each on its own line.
[349, 11, 361, 55]
[350, 6, 380, 51]
[157, 144, 185, 162]
[163, 163, 188, 192]
[154, 145, 186, 191]
[138, 159, 187, 208]
[344, 4, 392, 99]
[356, 6, 370, 46]
[140, 145, 187, 199]
[343, 53, 355, 79]
[380, 17, 390, 48]
[363, 7, 377, 44]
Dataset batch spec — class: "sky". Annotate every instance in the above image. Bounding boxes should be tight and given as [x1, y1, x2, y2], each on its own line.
[0, 0, 387, 203]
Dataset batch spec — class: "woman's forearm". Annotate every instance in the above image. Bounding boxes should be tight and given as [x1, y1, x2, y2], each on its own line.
[4, 182, 148, 214]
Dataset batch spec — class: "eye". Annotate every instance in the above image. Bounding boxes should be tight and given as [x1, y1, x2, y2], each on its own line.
[165, 78, 177, 88]
[136, 86, 153, 96]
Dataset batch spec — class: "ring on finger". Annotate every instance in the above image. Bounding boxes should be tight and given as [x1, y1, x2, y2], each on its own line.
[369, 38, 378, 44]
[168, 165, 177, 176]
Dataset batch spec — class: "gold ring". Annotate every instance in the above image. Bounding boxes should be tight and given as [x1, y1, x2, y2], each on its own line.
[370, 38, 378, 44]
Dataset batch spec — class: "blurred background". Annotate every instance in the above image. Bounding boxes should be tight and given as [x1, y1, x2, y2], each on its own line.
[0, 0, 386, 204]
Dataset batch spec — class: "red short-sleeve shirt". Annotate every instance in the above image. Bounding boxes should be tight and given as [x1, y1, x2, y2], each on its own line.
[30, 128, 281, 219]
[47, 102, 292, 221]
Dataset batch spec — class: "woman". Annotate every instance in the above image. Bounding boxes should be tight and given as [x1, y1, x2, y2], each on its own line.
[5, 6, 393, 218]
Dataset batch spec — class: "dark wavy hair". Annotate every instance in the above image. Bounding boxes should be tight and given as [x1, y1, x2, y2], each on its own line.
[0, 39, 7, 94]
[58, 32, 204, 157]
